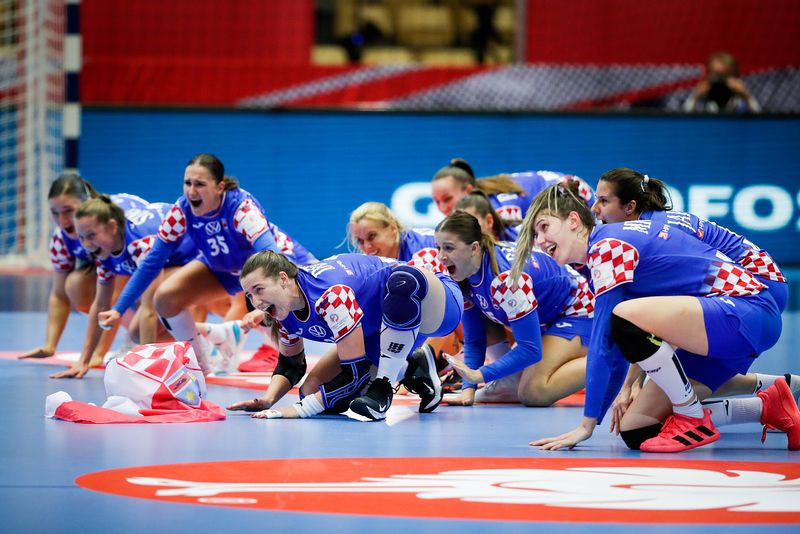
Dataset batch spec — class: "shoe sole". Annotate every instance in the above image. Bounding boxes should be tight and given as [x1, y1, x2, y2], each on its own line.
[773, 379, 800, 450]
[349, 401, 388, 421]
[418, 345, 443, 414]
[640, 432, 719, 453]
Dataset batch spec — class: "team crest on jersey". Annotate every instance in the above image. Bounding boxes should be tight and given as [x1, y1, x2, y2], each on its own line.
[76, 457, 800, 523]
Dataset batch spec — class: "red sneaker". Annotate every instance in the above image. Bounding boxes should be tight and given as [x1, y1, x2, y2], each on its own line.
[640, 408, 720, 453]
[237, 344, 279, 373]
[757, 378, 800, 450]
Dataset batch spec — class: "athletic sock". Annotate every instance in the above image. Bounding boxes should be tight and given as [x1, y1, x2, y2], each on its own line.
[636, 341, 703, 418]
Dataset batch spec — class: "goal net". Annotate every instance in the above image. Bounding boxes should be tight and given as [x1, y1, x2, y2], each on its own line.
[0, 0, 64, 268]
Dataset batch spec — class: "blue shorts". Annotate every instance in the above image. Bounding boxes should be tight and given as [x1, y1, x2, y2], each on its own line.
[541, 316, 592, 347]
[426, 272, 465, 338]
[678, 294, 782, 391]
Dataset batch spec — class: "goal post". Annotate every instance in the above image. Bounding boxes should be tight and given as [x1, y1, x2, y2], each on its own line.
[0, 0, 70, 269]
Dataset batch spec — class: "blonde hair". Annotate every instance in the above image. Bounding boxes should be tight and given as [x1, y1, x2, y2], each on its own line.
[345, 201, 405, 251]
[511, 181, 594, 282]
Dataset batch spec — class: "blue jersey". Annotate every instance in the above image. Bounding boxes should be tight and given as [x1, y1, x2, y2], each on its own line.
[640, 210, 787, 311]
[461, 242, 594, 387]
[49, 193, 149, 273]
[583, 220, 772, 420]
[95, 202, 196, 285]
[276, 254, 401, 365]
[485, 171, 595, 226]
[112, 188, 314, 314]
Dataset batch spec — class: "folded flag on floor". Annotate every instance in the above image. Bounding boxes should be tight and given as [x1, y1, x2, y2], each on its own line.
[46, 341, 225, 423]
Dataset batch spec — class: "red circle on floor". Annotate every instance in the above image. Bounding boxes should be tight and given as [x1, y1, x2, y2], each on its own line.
[76, 457, 800, 523]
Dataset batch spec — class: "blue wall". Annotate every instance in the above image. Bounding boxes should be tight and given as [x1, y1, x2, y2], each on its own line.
[82, 110, 799, 262]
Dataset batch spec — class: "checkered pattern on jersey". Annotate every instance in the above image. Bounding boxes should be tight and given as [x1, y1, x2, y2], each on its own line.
[739, 249, 786, 283]
[273, 229, 295, 256]
[563, 274, 594, 318]
[496, 205, 523, 224]
[157, 205, 187, 243]
[314, 284, 364, 342]
[490, 271, 537, 322]
[278, 323, 302, 347]
[588, 238, 639, 296]
[96, 262, 115, 285]
[703, 261, 767, 297]
[49, 231, 74, 272]
[408, 247, 446, 274]
[233, 198, 269, 243]
[128, 236, 155, 268]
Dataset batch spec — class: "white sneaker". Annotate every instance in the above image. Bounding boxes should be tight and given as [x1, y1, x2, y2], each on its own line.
[474, 371, 522, 403]
[202, 321, 246, 375]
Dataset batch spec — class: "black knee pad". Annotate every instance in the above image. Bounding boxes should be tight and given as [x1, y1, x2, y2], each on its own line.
[610, 313, 664, 364]
[320, 356, 373, 412]
[383, 265, 428, 329]
[619, 423, 663, 450]
[273, 351, 307, 386]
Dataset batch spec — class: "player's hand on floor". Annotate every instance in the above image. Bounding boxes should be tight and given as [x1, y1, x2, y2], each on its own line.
[442, 389, 475, 406]
[227, 397, 271, 412]
[531, 423, 594, 451]
[252, 405, 299, 419]
[50, 362, 90, 379]
[19, 346, 55, 359]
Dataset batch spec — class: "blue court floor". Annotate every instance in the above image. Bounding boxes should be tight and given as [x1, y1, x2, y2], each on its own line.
[2, 304, 799, 532]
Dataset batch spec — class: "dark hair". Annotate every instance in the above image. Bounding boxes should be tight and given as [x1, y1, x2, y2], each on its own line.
[599, 167, 671, 215]
[188, 153, 239, 191]
[435, 210, 499, 279]
[240, 251, 300, 342]
[512, 180, 594, 281]
[454, 191, 508, 241]
[76, 195, 126, 238]
[48, 173, 99, 201]
[432, 158, 525, 196]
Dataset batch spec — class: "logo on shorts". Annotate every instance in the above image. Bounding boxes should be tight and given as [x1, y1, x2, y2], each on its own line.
[75, 458, 800, 523]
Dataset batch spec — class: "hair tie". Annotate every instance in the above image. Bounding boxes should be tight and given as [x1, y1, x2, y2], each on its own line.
[641, 174, 650, 193]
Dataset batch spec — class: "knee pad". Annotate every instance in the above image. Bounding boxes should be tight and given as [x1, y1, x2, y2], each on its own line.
[619, 423, 663, 450]
[273, 351, 307, 386]
[320, 356, 373, 412]
[383, 265, 428, 329]
[610, 313, 663, 364]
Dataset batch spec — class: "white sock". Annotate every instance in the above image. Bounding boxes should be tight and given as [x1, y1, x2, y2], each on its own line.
[377, 355, 408, 383]
[705, 397, 764, 426]
[161, 310, 211, 372]
[753, 373, 781, 394]
[377, 322, 418, 382]
[637, 340, 703, 418]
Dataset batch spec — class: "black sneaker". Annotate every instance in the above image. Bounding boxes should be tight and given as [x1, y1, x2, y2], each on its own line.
[349, 377, 394, 421]
[401, 344, 443, 413]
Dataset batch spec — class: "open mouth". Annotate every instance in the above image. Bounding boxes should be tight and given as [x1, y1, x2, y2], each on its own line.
[265, 304, 276, 317]
[446, 264, 456, 275]
[189, 198, 202, 208]
[63, 225, 76, 236]
[545, 244, 557, 258]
